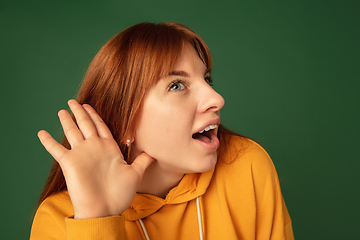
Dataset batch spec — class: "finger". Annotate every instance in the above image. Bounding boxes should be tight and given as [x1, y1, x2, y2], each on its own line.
[68, 99, 98, 139]
[131, 153, 155, 179]
[58, 110, 84, 146]
[38, 130, 68, 163]
[82, 104, 113, 139]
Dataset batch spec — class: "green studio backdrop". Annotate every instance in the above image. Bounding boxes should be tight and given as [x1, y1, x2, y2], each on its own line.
[1, 0, 359, 239]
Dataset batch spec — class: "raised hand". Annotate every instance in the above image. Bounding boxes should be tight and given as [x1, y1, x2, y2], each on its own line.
[38, 100, 154, 219]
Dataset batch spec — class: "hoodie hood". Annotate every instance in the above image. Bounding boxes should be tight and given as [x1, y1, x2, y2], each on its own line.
[122, 167, 214, 221]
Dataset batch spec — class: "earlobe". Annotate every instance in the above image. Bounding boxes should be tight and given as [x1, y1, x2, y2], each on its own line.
[124, 135, 135, 147]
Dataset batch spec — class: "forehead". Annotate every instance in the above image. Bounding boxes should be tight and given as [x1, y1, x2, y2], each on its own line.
[171, 45, 208, 75]
[153, 43, 210, 86]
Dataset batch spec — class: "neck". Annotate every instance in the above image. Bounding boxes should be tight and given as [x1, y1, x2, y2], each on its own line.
[136, 161, 184, 199]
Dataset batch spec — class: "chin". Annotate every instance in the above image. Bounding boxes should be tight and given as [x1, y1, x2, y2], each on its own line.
[191, 154, 218, 173]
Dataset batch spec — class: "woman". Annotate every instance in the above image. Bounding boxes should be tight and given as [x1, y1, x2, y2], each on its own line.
[31, 22, 294, 240]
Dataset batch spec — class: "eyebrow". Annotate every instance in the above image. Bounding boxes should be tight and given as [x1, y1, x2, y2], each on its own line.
[169, 69, 211, 77]
[169, 71, 190, 77]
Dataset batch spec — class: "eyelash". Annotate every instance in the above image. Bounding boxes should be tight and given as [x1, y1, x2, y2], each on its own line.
[168, 79, 188, 91]
[205, 76, 213, 86]
[168, 76, 214, 91]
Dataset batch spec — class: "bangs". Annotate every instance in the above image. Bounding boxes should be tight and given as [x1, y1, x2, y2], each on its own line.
[124, 22, 213, 87]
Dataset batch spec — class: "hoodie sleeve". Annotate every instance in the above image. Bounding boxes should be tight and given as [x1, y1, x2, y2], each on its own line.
[248, 140, 295, 240]
[65, 216, 125, 239]
[30, 191, 126, 240]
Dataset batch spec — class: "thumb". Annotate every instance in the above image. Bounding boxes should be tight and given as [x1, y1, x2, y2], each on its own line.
[131, 152, 155, 178]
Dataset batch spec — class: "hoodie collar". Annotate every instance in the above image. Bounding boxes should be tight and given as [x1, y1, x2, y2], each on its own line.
[122, 167, 214, 221]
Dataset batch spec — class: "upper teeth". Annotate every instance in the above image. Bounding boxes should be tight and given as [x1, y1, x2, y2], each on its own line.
[199, 124, 218, 133]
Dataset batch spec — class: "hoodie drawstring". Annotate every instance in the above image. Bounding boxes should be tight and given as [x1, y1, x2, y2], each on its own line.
[138, 196, 204, 240]
[138, 218, 150, 240]
[196, 196, 204, 240]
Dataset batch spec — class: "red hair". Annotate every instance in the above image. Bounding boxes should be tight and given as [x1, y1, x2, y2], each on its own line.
[37, 22, 242, 206]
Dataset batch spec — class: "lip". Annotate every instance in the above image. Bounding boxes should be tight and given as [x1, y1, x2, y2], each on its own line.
[193, 117, 221, 135]
[193, 129, 220, 151]
[192, 117, 221, 152]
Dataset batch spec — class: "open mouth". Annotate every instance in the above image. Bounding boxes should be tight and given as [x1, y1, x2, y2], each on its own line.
[192, 125, 218, 143]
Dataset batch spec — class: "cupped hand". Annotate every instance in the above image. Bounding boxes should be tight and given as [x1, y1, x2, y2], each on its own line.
[38, 100, 154, 219]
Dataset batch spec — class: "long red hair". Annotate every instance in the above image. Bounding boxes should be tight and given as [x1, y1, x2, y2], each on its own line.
[37, 22, 242, 206]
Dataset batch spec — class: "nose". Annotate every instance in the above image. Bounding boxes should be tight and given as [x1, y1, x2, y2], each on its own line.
[198, 83, 225, 113]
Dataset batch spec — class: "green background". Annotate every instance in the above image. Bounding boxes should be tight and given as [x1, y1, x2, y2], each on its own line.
[1, 0, 359, 239]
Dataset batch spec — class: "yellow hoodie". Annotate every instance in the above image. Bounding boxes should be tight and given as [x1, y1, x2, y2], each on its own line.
[31, 136, 294, 240]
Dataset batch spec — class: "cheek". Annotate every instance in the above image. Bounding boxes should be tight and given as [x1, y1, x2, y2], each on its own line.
[135, 103, 194, 156]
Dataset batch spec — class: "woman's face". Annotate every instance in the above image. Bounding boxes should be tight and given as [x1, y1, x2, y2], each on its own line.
[131, 45, 225, 174]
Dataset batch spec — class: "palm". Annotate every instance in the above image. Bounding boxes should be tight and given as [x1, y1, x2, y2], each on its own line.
[38, 100, 153, 219]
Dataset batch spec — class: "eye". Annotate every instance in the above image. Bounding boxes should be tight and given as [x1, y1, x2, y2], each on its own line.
[205, 76, 213, 86]
[169, 80, 187, 91]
